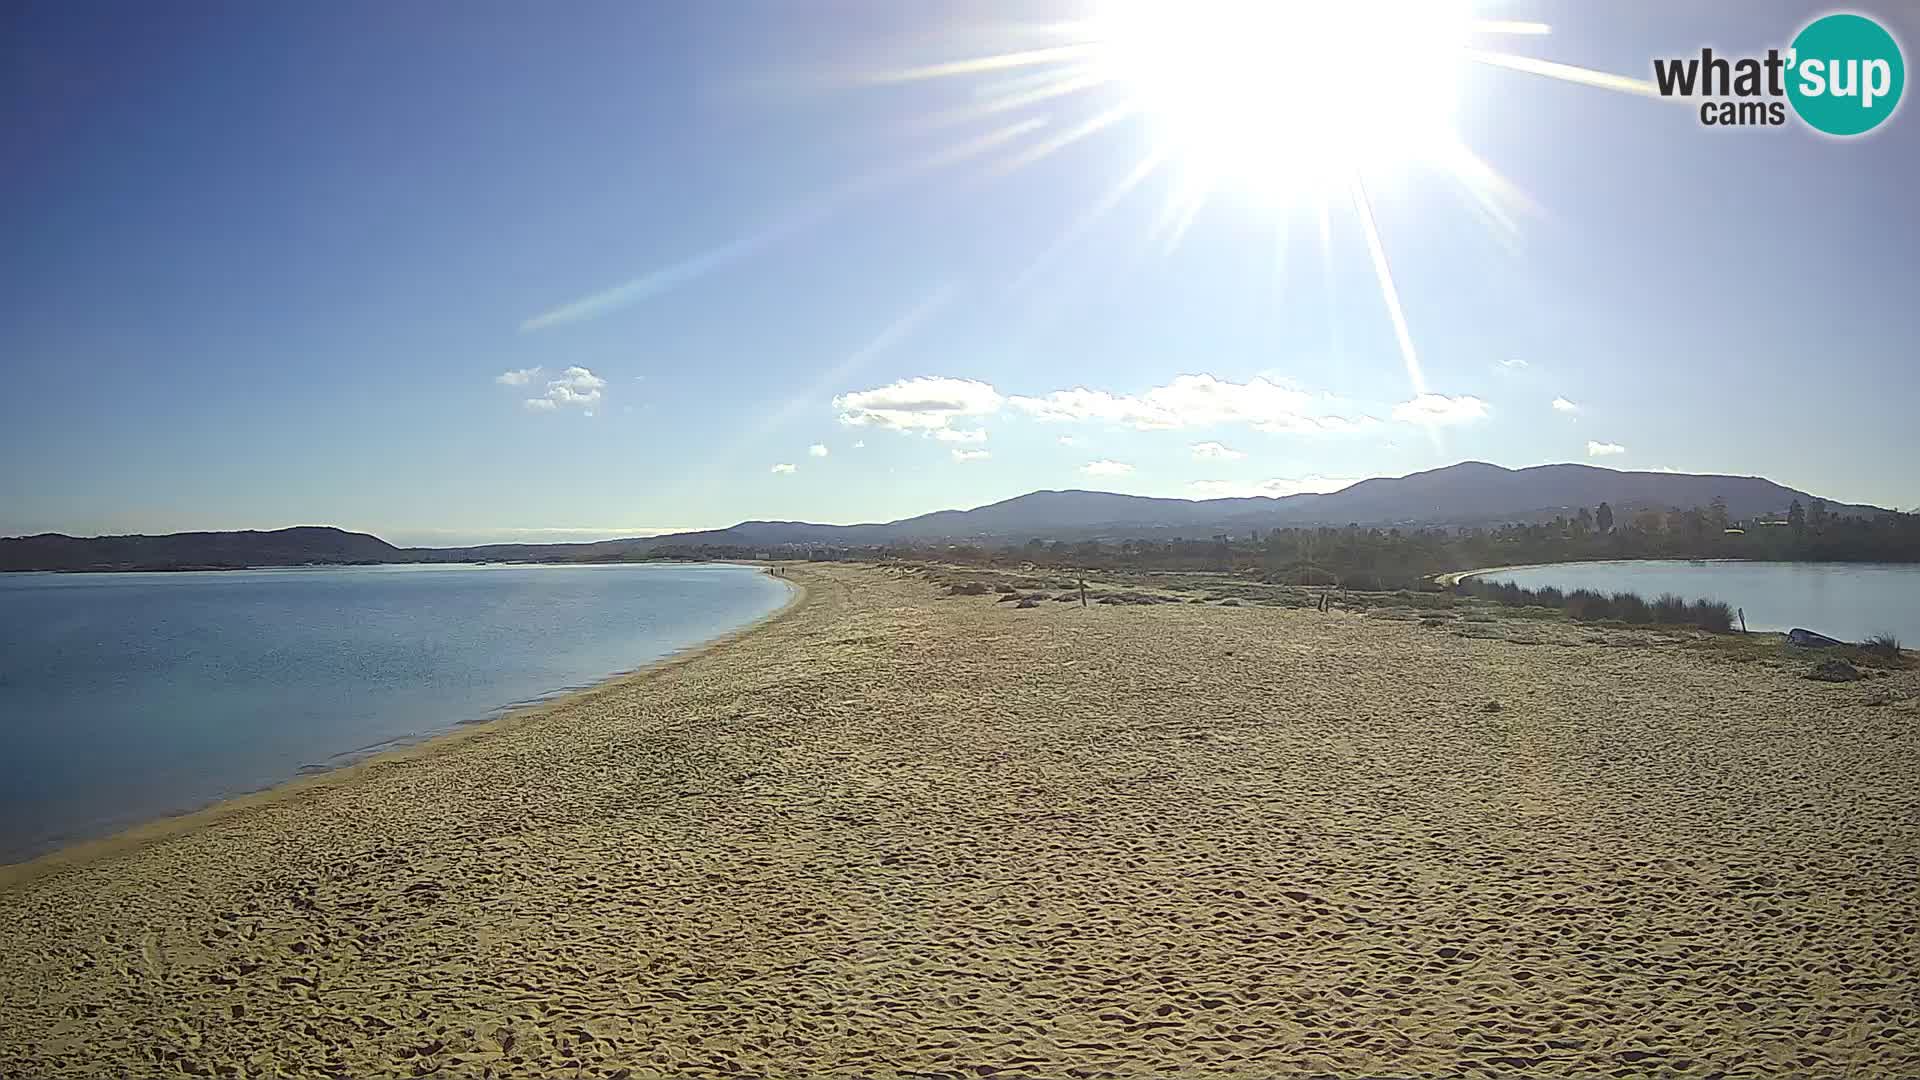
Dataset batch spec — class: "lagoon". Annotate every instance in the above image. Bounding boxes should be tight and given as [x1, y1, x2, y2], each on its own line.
[0, 562, 789, 862]
[1474, 559, 1920, 642]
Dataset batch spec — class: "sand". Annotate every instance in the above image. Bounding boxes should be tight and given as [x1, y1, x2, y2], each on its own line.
[2, 564, 1917, 1078]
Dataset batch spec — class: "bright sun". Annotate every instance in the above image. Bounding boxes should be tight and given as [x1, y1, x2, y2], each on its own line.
[1088, 0, 1472, 197]
[830, 0, 1663, 418]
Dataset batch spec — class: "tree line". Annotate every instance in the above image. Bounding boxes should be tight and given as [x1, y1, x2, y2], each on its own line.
[912, 500, 1920, 590]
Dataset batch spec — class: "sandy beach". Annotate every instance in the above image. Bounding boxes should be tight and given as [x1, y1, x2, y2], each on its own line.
[3, 563, 1917, 1078]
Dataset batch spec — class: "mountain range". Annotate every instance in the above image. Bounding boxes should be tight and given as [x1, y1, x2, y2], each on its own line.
[1, 462, 1887, 571]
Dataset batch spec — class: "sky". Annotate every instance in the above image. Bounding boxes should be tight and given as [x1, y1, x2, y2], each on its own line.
[4, 0, 1917, 545]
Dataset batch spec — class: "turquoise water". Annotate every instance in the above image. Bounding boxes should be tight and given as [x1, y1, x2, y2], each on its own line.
[0, 563, 789, 861]
[1476, 560, 1920, 642]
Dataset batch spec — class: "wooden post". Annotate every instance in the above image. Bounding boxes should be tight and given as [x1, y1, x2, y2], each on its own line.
[1739, 607, 1747, 633]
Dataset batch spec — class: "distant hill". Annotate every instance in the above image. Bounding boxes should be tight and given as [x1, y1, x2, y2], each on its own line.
[1, 463, 1887, 571]
[1256, 461, 1882, 528]
[631, 462, 1885, 549]
[0, 527, 402, 572]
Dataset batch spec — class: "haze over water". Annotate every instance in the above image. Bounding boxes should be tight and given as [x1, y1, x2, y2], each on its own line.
[0, 563, 789, 862]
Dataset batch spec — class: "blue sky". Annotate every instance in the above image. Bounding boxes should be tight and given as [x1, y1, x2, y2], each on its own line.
[4, 1, 1916, 545]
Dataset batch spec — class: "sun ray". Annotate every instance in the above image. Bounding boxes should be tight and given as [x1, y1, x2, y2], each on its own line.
[910, 67, 1111, 133]
[1152, 172, 1213, 256]
[1462, 49, 1663, 98]
[745, 283, 959, 444]
[971, 63, 1107, 102]
[1348, 177, 1425, 397]
[859, 44, 1103, 85]
[905, 116, 1052, 173]
[990, 105, 1134, 176]
[520, 119, 1043, 331]
[664, 282, 960, 507]
[1013, 148, 1169, 290]
[1316, 197, 1343, 369]
[1434, 140, 1537, 253]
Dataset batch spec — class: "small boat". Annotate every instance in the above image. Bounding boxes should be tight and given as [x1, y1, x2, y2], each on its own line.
[1786, 628, 1845, 648]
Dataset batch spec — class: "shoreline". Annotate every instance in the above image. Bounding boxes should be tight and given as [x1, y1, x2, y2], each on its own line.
[1432, 555, 1766, 587]
[0, 565, 806, 890]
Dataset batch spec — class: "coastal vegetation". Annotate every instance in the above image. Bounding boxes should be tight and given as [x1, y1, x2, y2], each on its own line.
[1460, 579, 1736, 632]
[876, 500, 1920, 591]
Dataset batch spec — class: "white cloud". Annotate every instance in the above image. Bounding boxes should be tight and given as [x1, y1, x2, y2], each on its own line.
[1551, 397, 1579, 413]
[852, 440, 865, 449]
[1057, 435, 1079, 446]
[833, 376, 1002, 432]
[1081, 459, 1134, 476]
[1497, 358, 1529, 370]
[771, 463, 797, 474]
[495, 366, 543, 386]
[932, 428, 988, 443]
[1391, 394, 1488, 426]
[525, 366, 606, 412]
[554, 366, 605, 392]
[808, 443, 829, 458]
[1009, 374, 1377, 434]
[1190, 475, 1358, 498]
[1190, 441, 1245, 461]
[536, 386, 599, 408]
[1586, 441, 1627, 457]
[951, 448, 990, 462]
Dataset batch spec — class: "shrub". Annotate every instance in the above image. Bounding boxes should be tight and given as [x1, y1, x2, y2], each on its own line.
[1689, 598, 1735, 633]
[1610, 591, 1653, 624]
[1564, 589, 1612, 622]
[1651, 593, 1690, 624]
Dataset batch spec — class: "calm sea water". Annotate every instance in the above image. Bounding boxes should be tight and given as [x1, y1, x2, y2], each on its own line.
[0, 563, 790, 862]
[1476, 560, 1920, 642]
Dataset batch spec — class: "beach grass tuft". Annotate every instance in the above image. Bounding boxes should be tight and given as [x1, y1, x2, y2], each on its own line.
[1864, 632, 1904, 660]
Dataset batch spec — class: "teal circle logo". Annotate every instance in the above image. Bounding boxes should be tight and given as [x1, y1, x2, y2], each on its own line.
[1787, 13, 1905, 136]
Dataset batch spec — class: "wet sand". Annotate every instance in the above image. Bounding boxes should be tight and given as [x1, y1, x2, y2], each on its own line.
[2, 564, 1917, 1077]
